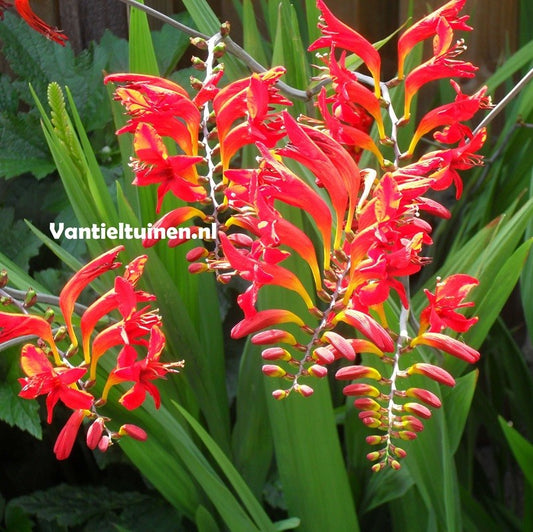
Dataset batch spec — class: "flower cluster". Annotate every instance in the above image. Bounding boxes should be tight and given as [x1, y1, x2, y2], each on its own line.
[0, 247, 183, 459]
[4, 0, 487, 470]
[104, 0, 486, 470]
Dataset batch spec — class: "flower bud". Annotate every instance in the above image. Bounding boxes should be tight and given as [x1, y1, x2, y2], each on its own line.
[23, 288, 37, 308]
[272, 389, 289, 400]
[343, 383, 381, 397]
[353, 397, 381, 411]
[188, 262, 208, 274]
[389, 459, 401, 470]
[406, 363, 455, 387]
[294, 384, 314, 397]
[43, 307, 55, 324]
[307, 364, 328, 378]
[0, 269, 8, 288]
[190, 37, 208, 50]
[335, 365, 382, 381]
[261, 347, 291, 361]
[191, 56, 206, 70]
[220, 21, 231, 37]
[404, 387, 441, 408]
[371, 462, 385, 473]
[312, 347, 336, 364]
[322, 331, 356, 360]
[186, 246, 208, 262]
[366, 435, 385, 445]
[366, 451, 382, 461]
[119, 424, 147, 441]
[262, 364, 287, 378]
[251, 329, 296, 345]
[98, 435, 111, 452]
[86, 418, 105, 450]
[403, 402, 432, 419]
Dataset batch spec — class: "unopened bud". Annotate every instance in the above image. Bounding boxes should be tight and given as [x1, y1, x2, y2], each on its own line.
[307, 364, 328, 378]
[371, 462, 385, 473]
[272, 389, 288, 400]
[190, 76, 204, 90]
[191, 56, 206, 70]
[53, 326, 67, 342]
[23, 288, 37, 308]
[0, 270, 8, 288]
[220, 21, 231, 37]
[213, 42, 226, 58]
[227, 233, 254, 247]
[261, 347, 291, 361]
[389, 459, 401, 470]
[366, 451, 382, 461]
[186, 246, 208, 262]
[262, 364, 287, 378]
[86, 418, 105, 450]
[366, 435, 385, 445]
[98, 435, 111, 452]
[0, 296, 13, 305]
[188, 262, 208, 274]
[190, 37, 208, 50]
[312, 346, 335, 364]
[119, 424, 148, 441]
[251, 329, 297, 345]
[294, 384, 314, 397]
[43, 307, 55, 324]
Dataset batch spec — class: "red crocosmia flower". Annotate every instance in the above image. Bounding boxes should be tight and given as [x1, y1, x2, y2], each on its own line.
[310, 0, 381, 98]
[397, 0, 472, 79]
[411, 332, 480, 364]
[403, 42, 478, 121]
[326, 52, 386, 140]
[141, 206, 206, 247]
[107, 326, 182, 410]
[89, 278, 162, 381]
[256, 144, 333, 267]
[105, 74, 201, 156]
[18, 344, 93, 423]
[131, 123, 205, 212]
[13, 0, 68, 45]
[59, 246, 124, 349]
[407, 81, 490, 156]
[0, 311, 60, 364]
[80, 256, 156, 363]
[316, 89, 385, 167]
[421, 127, 486, 199]
[219, 231, 314, 310]
[419, 274, 479, 333]
[214, 69, 290, 169]
[333, 309, 395, 353]
[231, 309, 305, 339]
[53, 410, 87, 460]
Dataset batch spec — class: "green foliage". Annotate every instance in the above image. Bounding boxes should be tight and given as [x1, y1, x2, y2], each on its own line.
[7, 485, 180, 531]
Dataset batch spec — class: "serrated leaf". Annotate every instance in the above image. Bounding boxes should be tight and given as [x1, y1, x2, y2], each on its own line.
[9, 485, 150, 528]
[0, 383, 42, 439]
[0, 208, 41, 271]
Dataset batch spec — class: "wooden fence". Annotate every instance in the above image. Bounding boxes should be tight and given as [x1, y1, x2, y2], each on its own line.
[4, 0, 526, 80]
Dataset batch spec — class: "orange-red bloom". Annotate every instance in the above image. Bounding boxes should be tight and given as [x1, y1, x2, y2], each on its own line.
[13, 0, 68, 45]
[18, 344, 93, 423]
[310, 0, 381, 97]
[53, 410, 86, 460]
[419, 274, 479, 333]
[398, 0, 472, 79]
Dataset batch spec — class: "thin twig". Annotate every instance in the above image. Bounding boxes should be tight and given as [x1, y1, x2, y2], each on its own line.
[473, 67, 533, 135]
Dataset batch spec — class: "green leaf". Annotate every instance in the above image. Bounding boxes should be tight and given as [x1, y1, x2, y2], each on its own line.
[9, 485, 151, 528]
[359, 466, 414, 513]
[181, 0, 246, 80]
[242, 0, 269, 68]
[466, 238, 533, 349]
[128, 0, 159, 75]
[0, 208, 40, 271]
[175, 402, 276, 532]
[442, 370, 478, 454]
[195, 505, 219, 532]
[498, 417, 533, 487]
[0, 382, 41, 439]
